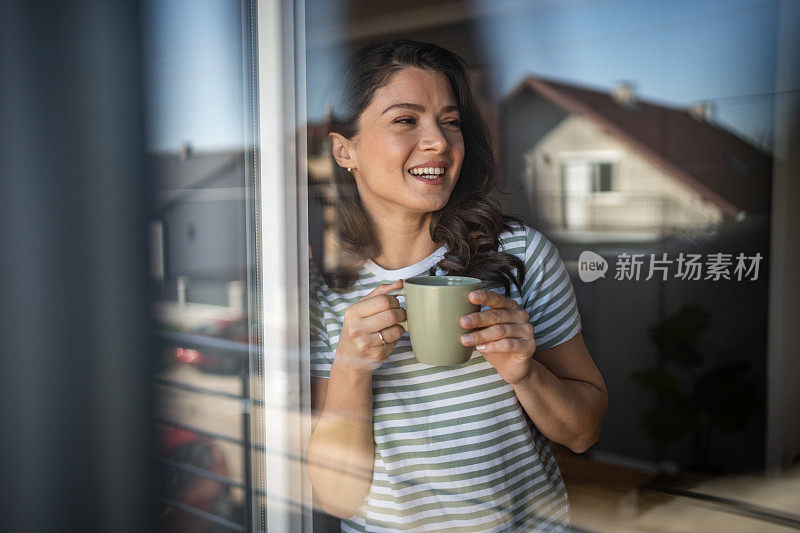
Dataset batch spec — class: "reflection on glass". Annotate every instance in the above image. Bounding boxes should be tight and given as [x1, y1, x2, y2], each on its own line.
[504, 76, 768, 242]
[142, 1, 260, 531]
[305, 1, 799, 531]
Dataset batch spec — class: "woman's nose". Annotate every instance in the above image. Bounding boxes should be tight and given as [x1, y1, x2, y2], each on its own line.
[418, 122, 448, 152]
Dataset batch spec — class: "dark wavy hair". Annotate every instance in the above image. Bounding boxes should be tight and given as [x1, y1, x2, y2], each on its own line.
[323, 39, 525, 296]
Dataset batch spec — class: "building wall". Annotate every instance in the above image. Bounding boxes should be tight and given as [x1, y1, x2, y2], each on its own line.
[530, 114, 723, 233]
[499, 87, 569, 224]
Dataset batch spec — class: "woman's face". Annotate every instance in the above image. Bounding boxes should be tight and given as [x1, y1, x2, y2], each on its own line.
[335, 67, 465, 219]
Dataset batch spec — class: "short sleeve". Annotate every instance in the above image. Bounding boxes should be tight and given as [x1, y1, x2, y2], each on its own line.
[520, 227, 582, 350]
[309, 260, 334, 378]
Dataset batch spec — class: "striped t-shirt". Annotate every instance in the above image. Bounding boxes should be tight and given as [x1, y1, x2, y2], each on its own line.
[309, 223, 582, 532]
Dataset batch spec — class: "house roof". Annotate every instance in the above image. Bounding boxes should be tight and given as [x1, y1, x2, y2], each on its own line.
[150, 150, 245, 190]
[506, 76, 772, 215]
[149, 149, 247, 213]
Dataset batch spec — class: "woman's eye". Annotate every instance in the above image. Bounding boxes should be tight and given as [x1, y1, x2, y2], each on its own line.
[391, 117, 460, 127]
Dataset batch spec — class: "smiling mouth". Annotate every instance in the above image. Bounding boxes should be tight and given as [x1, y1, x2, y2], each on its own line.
[408, 167, 446, 180]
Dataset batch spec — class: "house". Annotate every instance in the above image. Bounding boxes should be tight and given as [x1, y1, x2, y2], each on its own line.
[500, 76, 772, 243]
[148, 147, 249, 327]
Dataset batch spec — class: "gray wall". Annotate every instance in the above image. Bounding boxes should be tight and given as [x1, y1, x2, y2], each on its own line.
[499, 87, 569, 223]
[164, 199, 247, 281]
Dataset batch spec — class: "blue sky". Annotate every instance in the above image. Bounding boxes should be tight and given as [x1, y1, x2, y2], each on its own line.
[143, 0, 788, 151]
[141, 0, 244, 152]
[471, 0, 780, 146]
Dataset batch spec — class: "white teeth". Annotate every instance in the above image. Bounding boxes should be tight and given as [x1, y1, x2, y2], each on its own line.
[409, 167, 445, 176]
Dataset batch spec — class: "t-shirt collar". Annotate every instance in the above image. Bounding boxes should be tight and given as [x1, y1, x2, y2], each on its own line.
[362, 244, 447, 281]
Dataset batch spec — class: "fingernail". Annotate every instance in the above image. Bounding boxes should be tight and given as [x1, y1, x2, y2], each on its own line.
[461, 334, 473, 344]
[461, 316, 474, 326]
[477, 344, 486, 351]
[470, 291, 480, 299]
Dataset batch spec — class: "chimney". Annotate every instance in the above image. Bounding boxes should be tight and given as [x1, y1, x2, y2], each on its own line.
[689, 101, 714, 122]
[612, 81, 637, 109]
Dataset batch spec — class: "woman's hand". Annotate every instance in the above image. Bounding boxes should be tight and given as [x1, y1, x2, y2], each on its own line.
[459, 290, 536, 385]
[334, 279, 407, 374]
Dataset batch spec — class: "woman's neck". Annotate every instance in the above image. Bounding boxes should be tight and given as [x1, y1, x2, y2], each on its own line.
[368, 210, 439, 271]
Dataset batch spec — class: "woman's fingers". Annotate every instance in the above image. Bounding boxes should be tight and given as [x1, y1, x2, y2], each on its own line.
[460, 307, 529, 329]
[460, 323, 534, 347]
[376, 324, 406, 344]
[335, 280, 408, 372]
[458, 291, 533, 354]
[348, 280, 403, 319]
[359, 307, 406, 337]
[474, 337, 535, 355]
[467, 289, 518, 309]
[359, 279, 403, 302]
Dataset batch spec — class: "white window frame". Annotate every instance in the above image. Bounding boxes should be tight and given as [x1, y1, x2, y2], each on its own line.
[559, 149, 622, 196]
[254, 0, 312, 532]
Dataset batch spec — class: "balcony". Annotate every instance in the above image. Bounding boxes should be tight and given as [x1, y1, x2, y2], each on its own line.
[533, 192, 724, 242]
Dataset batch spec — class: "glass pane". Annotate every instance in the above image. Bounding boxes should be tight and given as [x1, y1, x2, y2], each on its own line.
[141, 1, 262, 531]
[304, 1, 800, 532]
[597, 162, 613, 192]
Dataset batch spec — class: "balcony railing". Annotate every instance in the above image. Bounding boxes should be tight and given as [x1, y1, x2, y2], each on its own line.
[156, 330, 258, 532]
[533, 193, 723, 241]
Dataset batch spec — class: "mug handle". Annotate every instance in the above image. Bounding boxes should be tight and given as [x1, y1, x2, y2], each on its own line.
[388, 288, 409, 331]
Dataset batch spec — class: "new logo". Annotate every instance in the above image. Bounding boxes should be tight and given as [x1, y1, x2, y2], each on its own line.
[578, 251, 608, 283]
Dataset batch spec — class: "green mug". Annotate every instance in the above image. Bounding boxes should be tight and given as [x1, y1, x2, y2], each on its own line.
[389, 276, 482, 366]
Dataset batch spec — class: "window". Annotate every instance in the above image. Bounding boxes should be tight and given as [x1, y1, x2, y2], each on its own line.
[593, 161, 615, 192]
[141, 1, 292, 531]
[561, 158, 617, 196]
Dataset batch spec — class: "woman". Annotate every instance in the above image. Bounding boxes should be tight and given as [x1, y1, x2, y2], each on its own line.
[307, 39, 607, 532]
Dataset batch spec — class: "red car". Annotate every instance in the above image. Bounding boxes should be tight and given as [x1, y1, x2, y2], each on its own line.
[157, 426, 239, 532]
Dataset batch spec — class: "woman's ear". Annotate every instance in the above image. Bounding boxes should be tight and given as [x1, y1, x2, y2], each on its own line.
[329, 132, 356, 171]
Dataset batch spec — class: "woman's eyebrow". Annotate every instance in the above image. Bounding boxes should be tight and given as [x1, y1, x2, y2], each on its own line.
[381, 103, 460, 115]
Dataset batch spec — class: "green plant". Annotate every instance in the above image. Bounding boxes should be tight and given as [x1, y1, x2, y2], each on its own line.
[630, 304, 759, 471]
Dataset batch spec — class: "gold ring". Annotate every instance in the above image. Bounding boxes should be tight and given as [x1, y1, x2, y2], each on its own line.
[377, 330, 387, 346]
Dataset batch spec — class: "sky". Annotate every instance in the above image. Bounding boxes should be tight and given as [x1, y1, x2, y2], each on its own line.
[142, 0, 790, 152]
[471, 0, 781, 147]
[141, 0, 245, 152]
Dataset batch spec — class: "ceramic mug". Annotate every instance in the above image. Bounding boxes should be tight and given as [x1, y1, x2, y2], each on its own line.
[389, 276, 482, 366]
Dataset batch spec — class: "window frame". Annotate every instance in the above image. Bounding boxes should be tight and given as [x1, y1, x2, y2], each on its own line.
[559, 150, 621, 196]
[253, 0, 312, 532]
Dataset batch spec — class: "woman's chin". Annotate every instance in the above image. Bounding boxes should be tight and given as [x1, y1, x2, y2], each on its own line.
[408, 185, 453, 207]
[409, 192, 451, 212]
